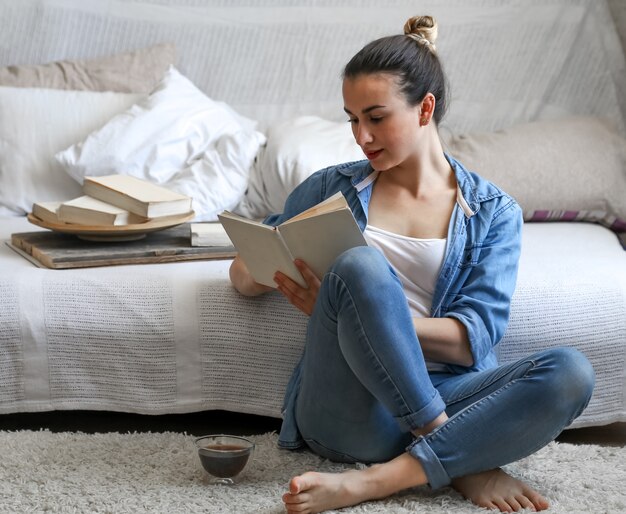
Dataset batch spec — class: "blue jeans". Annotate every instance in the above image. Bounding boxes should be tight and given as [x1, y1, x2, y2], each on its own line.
[294, 247, 595, 489]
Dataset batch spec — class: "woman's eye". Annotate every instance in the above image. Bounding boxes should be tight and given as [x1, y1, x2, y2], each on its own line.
[370, 117, 383, 123]
[348, 118, 358, 124]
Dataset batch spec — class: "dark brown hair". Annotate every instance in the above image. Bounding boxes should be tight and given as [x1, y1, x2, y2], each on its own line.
[343, 16, 448, 125]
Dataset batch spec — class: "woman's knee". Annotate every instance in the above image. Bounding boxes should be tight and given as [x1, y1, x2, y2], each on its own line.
[541, 347, 595, 414]
[329, 246, 394, 289]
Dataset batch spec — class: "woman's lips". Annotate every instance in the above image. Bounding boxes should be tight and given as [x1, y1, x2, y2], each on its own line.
[364, 149, 383, 160]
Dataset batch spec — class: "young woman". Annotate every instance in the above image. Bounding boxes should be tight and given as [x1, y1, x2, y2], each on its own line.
[229, 15, 595, 514]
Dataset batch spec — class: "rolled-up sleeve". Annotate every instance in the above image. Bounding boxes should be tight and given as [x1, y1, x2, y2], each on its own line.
[444, 199, 523, 366]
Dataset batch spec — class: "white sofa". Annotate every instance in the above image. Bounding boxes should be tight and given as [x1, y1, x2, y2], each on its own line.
[1, 0, 625, 429]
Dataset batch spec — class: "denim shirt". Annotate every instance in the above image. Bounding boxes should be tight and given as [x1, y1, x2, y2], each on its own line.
[265, 154, 523, 449]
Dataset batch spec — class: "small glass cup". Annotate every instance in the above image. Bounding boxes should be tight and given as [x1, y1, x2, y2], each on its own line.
[195, 434, 255, 485]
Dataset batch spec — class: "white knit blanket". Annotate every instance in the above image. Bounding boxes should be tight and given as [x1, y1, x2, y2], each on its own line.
[2, 218, 625, 428]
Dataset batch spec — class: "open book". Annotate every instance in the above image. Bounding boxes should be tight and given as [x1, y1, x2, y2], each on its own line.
[218, 192, 367, 288]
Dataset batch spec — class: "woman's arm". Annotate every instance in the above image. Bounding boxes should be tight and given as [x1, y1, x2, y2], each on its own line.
[412, 317, 473, 367]
[440, 198, 523, 368]
[229, 255, 275, 296]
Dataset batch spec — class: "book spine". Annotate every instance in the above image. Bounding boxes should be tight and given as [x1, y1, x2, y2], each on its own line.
[275, 227, 304, 286]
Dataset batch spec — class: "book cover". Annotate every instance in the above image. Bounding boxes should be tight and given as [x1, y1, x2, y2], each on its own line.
[83, 175, 192, 218]
[57, 195, 147, 226]
[32, 201, 62, 224]
[190, 223, 233, 247]
[218, 192, 367, 288]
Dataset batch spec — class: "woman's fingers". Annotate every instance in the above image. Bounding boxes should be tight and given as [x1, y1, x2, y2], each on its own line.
[294, 259, 320, 288]
[274, 275, 311, 315]
[274, 260, 321, 316]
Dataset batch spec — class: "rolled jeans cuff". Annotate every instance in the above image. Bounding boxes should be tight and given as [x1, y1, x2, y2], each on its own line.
[395, 390, 446, 432]
[406, 436, 451, 489]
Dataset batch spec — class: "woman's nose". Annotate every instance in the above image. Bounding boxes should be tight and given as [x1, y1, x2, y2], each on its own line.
[355, 124, 373, 146]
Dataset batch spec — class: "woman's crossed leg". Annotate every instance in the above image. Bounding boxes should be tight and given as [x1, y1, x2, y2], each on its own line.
[283, 248, 594, 513]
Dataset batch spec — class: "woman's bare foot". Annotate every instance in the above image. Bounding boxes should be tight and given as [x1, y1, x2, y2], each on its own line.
[452, 468, 549, 512]
[281, 413, 450, 513]
[282, 468, 384, 514]
[282, 452, 430, 513]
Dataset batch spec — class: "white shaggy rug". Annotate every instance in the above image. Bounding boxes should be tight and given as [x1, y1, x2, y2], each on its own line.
[0, 430, 624, 514]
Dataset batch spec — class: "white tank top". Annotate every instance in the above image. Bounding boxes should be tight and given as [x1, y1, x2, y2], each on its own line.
[363, 224, 448, 371]
[363, 225, 446, 317]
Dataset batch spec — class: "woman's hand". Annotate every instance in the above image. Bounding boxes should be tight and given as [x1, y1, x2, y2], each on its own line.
[274, 259, 321, 316]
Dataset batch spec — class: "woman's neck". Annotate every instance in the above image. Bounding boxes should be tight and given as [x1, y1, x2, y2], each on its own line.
[379, 134, 454, 198]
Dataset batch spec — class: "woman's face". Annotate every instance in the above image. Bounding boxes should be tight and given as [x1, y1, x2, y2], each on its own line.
[342, 73, 423, 172]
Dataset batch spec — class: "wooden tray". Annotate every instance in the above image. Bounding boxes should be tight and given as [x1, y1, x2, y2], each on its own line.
[11, 223, 236, 269]
[27, 211, 195, 242]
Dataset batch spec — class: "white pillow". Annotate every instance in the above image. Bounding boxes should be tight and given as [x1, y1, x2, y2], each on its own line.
[57, 66, 266, 221]
[234, 116, 364, 218]
[0, 87, 142, 216]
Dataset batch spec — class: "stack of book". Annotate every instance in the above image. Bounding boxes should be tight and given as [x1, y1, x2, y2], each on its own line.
[32, 175, 192, 226]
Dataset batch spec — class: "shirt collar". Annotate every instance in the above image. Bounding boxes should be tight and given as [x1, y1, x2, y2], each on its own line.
[351, 154, 477, 217]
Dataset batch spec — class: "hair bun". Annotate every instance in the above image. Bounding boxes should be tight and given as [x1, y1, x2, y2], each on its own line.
[403, 15, 438, 51]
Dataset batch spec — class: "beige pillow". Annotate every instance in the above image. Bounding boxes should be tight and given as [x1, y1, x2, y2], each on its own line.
[449, 117, 626, 235]
[0, 42, 175, 93]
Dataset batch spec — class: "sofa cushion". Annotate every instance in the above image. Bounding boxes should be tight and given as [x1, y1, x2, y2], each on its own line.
[448, 117, 626, 234]
[0, 87, 142, 216]
[235, 116, 364, 218]
[0, 43, 176, 94]
[56, 67, 266, 221]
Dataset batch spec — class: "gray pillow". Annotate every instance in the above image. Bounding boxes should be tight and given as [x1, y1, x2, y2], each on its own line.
[449, 117, 626, 235]
[0, 42, 175, 93]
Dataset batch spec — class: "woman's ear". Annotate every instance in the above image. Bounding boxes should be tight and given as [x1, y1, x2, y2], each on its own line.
[419, 93, 436, 126]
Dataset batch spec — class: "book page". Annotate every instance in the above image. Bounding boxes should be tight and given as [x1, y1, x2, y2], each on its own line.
[283, 191, 346, 224]
[32, 201, 62, 224]
[277, 208, 367, 280]
[218, 213, 305, 288]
